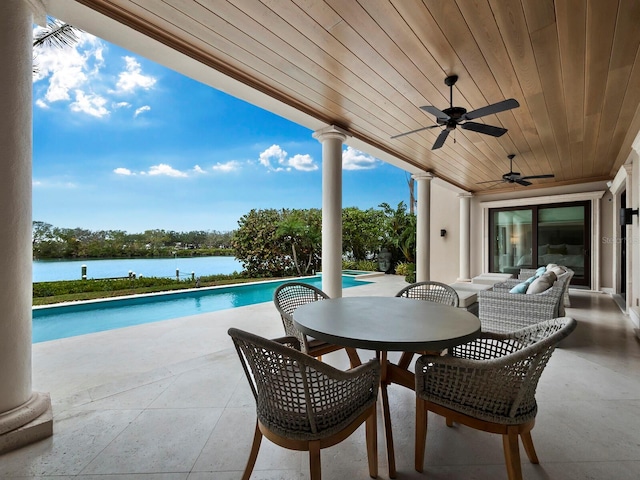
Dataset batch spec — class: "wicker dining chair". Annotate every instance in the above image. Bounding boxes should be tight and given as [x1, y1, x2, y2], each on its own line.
[414, 317, 577, 480]
[395, 281, 460, 307]
[394, 281, 460, 369]
[228, 327, 380, 480]
[273, 281, 361, 366]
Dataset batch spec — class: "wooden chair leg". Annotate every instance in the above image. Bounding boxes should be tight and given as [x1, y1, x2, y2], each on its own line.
[397, 351, 414, 370]
[520, 431, 539, 464]
[309, 440, 321, 480]
[502, 426, 523, 480]
[242, 421, 262, 480]
[380, 381, 396, 478]
[346, 347, 362, 368]
[415, 397, 427, 472]
[365, 407, 378, 478]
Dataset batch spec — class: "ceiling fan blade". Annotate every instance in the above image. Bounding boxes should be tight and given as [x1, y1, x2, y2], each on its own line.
[420, 105, 450, 121]
[432, 129, 450, 149]
[460, 121, 508, 137]
[515, 179, 532, 186]
[463, 98, 520, 120]
[521, 174, 555, 180]
[391, 124, 440, 139]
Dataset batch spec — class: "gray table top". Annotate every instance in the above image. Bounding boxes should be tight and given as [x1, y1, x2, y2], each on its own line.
[293, 296, 481, 352]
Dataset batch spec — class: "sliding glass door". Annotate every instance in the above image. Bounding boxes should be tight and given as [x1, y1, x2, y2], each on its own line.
[490, 209, 532, 276]
[489, 201, 590, 286]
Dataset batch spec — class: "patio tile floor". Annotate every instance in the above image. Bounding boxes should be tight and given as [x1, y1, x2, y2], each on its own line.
[1, 275, 639, 479]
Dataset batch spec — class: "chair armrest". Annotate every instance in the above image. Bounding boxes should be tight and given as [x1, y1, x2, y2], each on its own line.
[492, 280, 520, 291]
[518, 268, 537, 280]
[271, 335, 302, 351]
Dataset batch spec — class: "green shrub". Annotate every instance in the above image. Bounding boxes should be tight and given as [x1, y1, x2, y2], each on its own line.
[33, 272, 248, 299]
[355, 260, 378, 271]
[395, 262, 416, 283]
[342, 260, 357, 270]
[341, 259, 378, 272]
[394, 262, 412, 276]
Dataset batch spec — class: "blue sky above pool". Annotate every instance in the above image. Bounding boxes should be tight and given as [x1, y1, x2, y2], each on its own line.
[32, 25, 411, 233]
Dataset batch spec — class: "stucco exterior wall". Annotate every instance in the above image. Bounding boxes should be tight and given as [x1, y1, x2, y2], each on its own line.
[429, 182, 460, 284]
[631, 152, 640, 322]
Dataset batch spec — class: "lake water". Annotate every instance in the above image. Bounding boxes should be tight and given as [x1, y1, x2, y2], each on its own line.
[33, 256, 243, 282]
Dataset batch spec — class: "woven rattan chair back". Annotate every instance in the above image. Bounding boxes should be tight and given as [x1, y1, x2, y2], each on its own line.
[273, 281, 329, 353]
[228, 327, 380, 480]
[415, 317, 577, 480]
[395, 281, 460, 307]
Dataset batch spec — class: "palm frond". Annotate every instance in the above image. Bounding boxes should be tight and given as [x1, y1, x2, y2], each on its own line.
[33, 19, 81, 49]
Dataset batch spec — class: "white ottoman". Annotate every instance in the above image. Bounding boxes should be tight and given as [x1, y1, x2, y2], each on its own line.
[471, 273, 514, 286]
[451, 288, 480, 316]
[449, 282, 493, 292]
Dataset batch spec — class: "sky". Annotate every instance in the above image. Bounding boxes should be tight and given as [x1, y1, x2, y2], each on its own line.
[32, 24, 412, 234]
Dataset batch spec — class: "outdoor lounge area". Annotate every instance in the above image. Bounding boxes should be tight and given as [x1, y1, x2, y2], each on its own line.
[1, 275, 638, 479]
[4, 2, 640, 478]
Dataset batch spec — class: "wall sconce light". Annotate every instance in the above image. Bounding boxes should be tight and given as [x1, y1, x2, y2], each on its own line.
[440, 229, 446, 237]
[620, 207, 639, 226]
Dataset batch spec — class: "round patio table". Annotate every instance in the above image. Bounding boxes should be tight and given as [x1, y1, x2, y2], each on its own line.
[294, 296, 481, 478]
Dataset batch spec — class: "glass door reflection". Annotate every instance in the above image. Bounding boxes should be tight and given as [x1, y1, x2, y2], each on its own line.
[491, 209, 533, 275]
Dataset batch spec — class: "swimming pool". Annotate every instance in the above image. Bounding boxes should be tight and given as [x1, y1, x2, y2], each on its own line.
[32, 276, 370, 343]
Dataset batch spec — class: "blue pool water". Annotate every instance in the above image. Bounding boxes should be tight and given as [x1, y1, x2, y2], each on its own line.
[32, 276, 370, 343]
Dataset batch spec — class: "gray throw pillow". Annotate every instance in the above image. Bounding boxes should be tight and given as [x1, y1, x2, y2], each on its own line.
[526, 271, 557, 294]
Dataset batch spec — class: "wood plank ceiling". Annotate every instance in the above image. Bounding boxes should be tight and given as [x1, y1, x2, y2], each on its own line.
[73, 0, 640, 194]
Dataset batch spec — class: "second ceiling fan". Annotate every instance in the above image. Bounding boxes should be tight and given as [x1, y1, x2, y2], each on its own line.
[477, 154, 555, 187]
[392, 75, 520, 150]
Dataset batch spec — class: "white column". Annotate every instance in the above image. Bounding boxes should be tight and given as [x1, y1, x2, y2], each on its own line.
[413, 173, 434, 282]
[0, 0, 52, 454]
[457, 193, 472, 281]
[313, 126, 348, 298]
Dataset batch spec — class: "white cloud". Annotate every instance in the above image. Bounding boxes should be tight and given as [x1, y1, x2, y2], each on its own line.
[116, 56, 157, 92]
[69, 90, 109, 118]
[342, 146, 378, 170]
[258, 144, 317, 172]
[32, 29, 103, 106]
[32, 179, 78, 188]
[288, 154, 318, 171]
[259, 144, 287, 170]
[134, 105, 151, 117]
[212, 161, 241, 172]
[32, 28, 156, 119]
[146, 164, 188, 178]
[115, 164, 208, 178]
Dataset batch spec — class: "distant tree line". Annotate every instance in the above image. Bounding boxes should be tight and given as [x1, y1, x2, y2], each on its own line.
[232, 202, 416, 277]
[33, 202, 416, 277]
[32, 221, 235, 259]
